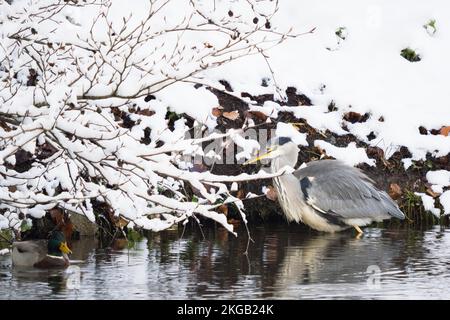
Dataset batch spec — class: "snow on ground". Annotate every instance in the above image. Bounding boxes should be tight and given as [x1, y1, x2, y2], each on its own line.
[16, 0, 447, 163]
[4, 1, 448, 161]
[426, 170, 450, 193]
[425, 170, 450, 215]
[206, 0, 450, 160]
[275, 123, 308, 146]
[441, 191, 450, 215]
[415, 192, 441, 218]
[314, 141, 375, 167]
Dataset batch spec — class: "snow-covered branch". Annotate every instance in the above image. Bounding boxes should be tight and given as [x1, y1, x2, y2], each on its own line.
[0, 0, 295, 235]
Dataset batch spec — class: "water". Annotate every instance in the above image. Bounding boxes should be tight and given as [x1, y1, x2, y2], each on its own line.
[1, 224, 450, 299]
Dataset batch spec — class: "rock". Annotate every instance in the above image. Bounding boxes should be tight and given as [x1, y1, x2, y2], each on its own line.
[70, 213, 98, 236]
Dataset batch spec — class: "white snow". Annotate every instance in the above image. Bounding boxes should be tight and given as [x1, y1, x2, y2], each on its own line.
[156, 82, 219, 128]
[275, 123, 308, 146]
[426, 170, 450, 194]
[402, 158, 414, 170]
[426, 170, 450, 197]
[441, 191, 450, 215]
[207, 0, 450, 161]
[415, 192, 441, 218]
[249, 101, 279, 118]
[0, 214, 9, 230]
[314, 140, 375, 167]
[0, 249, 9, 256]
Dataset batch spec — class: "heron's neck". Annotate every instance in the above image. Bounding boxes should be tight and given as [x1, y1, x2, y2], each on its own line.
[271, 153, 298, 173]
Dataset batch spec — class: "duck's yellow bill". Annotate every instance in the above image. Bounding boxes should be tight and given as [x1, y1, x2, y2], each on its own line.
[244, 149, 274, 165]
[59, 242, 72, 255]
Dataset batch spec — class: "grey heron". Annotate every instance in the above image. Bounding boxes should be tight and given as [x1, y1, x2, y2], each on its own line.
[246, 137, 405, 234]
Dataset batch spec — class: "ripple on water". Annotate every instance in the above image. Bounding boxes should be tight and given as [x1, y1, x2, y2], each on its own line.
[1, 225, 450, 299]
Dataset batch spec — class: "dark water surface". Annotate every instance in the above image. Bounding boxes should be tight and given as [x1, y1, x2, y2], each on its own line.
[1, 224, 450, 299]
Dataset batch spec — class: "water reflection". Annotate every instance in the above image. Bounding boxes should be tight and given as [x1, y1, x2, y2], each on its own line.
[1, 224, 450, 299]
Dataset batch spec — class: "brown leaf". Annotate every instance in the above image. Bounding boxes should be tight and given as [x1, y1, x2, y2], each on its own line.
[227, 218, 241, 227]
[236, 189, 245, 199]
[212, 107, 223, 117]
[440, 126, 450, 136]
[426, 187, 440, 198]
[116, 217, 129, 229]
[0, 120, 11, 132]
[388, 183, 402, 200]
[137, 109, 155, 117]
[222, 110, 240, 121]
[111, 107, 122, 120]
[50, 208, 65, 225]
[265, 186, 278, 201]
[246, 110, 268, 121]
[7, 186, 17, 193]
[108, 212, 128, 229]
[217, 204, 229, 216]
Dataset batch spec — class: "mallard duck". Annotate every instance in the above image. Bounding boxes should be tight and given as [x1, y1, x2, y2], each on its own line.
[12, 231, 72, 268]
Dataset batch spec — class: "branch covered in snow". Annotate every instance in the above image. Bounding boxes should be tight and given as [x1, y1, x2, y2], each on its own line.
[0, 0, 296, 235]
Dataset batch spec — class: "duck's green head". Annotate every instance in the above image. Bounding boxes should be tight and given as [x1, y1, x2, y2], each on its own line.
[48, 231, 72, 256]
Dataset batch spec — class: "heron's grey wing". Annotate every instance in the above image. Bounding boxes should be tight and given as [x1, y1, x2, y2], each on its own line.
[13, 240, 47, 257]
[293, 160, 404, 220]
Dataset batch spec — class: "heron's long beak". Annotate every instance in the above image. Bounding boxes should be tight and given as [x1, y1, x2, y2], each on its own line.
[59, 242, 72, 255]
[244, 148, 275, 165]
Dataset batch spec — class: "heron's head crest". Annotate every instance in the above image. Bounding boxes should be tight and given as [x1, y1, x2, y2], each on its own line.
[275, 137, 293, 146]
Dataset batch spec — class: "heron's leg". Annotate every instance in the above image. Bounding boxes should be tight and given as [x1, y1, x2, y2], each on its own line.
[354, 225, 363, 235]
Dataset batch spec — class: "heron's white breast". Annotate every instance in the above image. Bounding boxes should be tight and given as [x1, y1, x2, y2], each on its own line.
[274, 175, 344, 232]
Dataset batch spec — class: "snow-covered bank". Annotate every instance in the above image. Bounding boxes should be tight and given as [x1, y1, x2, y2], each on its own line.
[204, 0, 450, 217]
[1, 0, 449, 235]
[208, 0, 450, 160]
